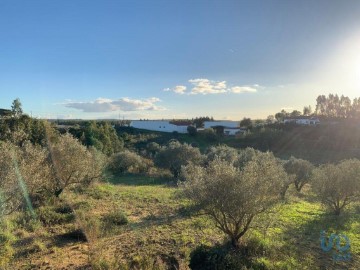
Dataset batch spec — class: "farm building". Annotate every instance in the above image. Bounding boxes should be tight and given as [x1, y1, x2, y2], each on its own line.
[204, 121, 244, 135]
[283, 117, 320, 125]
[130, 120, 189, 133]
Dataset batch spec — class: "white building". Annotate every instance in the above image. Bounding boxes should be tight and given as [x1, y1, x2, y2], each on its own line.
[283, 117, 320, 125]
[204, 121, 244, 135]
[130, 120, 189, 133]
[204, 121, 240, 129]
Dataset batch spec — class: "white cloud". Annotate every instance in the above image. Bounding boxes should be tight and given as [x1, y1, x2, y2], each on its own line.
[189, 78, 227, 95]
[163, 85, 187, 94]
[173, 85, 187, 94]
[230, 86, 257, 93]
[165, 78, 259, 95]
[65, 97, 165, 112]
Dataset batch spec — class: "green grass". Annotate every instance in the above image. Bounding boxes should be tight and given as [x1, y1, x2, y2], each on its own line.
[5, 176, 360, 269]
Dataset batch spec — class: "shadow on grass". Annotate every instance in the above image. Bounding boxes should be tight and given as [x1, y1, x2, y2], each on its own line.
[128, 203, 204, 232]
[54, 229, 88, 247]
[189, 242, 269, 270]
[280, 209, 359, 270]
[106, 173, 175, 186]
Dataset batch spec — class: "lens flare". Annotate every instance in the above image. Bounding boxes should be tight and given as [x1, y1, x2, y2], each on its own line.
[11, 150, 36, 219]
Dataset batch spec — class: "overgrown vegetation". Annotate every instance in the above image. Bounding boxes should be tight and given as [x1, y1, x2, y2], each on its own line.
[0, 98, 359, 269]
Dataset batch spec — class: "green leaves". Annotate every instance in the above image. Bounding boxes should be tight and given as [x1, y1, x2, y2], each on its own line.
[181, 148, 286, 247]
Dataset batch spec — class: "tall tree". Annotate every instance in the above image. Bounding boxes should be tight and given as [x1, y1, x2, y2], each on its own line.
[11, 98, 23, 118]
[290, 110, 302, 117]
[275, 109, 289, 122]
[352, 98, 360, 119]
[303, 105, 312, 116]
[240, 117, 252, 129]
[315, 93, 355, 118]
[266, 115, 275, 124]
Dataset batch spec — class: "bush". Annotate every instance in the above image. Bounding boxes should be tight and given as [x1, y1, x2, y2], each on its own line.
[199, 128, 218, 142]
[187, 125, 197, 136]
[283, 156, 314, 192]
[73, 201, 92, 211]
[312, 159, 360, 215]
[0, 141, 53, 213]
[206, 145, 239, 164]
[103, 211, 128, 226]
[146, 142, 161, 157]
[155, 141, 204, 178]
[48, 133, 106, 198]
[37, 205, 75, 226]
[181, 151, 286, 247]
[108, 150, 151, 175]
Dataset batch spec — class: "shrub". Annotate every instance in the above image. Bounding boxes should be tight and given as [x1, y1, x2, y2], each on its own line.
[37, 205, 75, 226]
[155, 141, 204, 178]
[187, 125, 197, 136]
[103, 211, 128, 226]
[283, 156, 314, 192]
[181, 151, 285, 247]
[312, 159, 360, 215]
[76, 211, 101, 243]
[199, 128, 218, 142]
[48, 133, 106, 197]
[0, 141, 53, 213]
[108, 150, 151, 175]
[206, 145, 239, 164]
[73, 201, 92, 211]
[146, 142, 161, 157]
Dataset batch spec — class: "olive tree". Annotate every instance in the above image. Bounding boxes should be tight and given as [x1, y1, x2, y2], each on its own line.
[312, 159, 360, 215]
[108, 150, 151, 174]
[283, 156, 314, 192]
[181, 152, 286, 247]
[145, 142, 161, 158]
[206, 145, 239, 164]
[234, 147, 263, 169]
[48, 133, 105, 197]
[0, 141, 52, 214]
[15, 142, 53, 206]
[155, 141, 203, 178]
[0, 142, 22, 215]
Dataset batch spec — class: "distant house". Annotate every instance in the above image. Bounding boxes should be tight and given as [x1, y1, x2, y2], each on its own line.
[204, 121, 245, 135]
[283, 116, 320, 126]
[130, 120, 189, 133]
[0, 109, 12, 118]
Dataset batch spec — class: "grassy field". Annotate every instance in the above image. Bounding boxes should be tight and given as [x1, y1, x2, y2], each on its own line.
[4, 175, 360, 270]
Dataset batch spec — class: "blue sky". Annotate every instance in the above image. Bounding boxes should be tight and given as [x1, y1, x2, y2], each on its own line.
[1, 0, 360, 120]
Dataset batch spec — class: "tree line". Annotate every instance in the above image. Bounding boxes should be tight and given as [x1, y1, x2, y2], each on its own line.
[271, 93, 360, 122]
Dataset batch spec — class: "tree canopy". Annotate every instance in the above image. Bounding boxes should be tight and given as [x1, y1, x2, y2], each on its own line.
[315, 94, 360, 119]
[155, 141, 203, 178]
[312, 159, 360, 215]
[181, 151, 286, 247]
